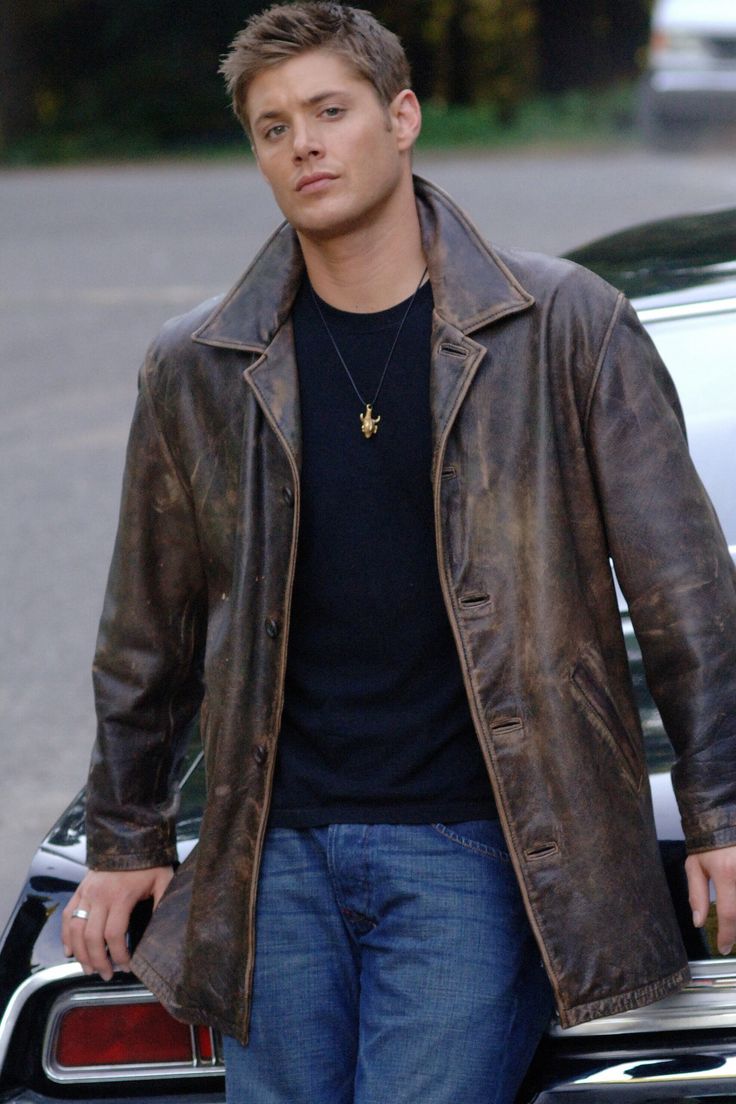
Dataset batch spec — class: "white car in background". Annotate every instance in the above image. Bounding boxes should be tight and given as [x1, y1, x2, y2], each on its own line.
[639, 0, 736, 144]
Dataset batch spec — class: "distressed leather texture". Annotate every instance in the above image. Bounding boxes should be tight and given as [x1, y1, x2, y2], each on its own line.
[85, 177, 736, 1040]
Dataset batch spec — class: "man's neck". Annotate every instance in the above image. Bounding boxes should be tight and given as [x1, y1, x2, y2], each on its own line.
[298, 186, 426, 313]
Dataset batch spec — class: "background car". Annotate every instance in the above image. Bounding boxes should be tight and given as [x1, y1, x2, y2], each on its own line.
[1, 207, 735, 1102]
[638, 0, 736, 145]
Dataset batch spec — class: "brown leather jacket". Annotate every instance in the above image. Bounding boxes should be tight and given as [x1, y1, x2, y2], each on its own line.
[86, 176, 736, 1042]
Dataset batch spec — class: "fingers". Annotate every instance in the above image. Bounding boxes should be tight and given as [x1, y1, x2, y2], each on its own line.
[715, 879, 736, 955]
[63, 895, 114, 979]
[104, 901, 134, 972]
[710, 852, 736, 955]
[685, 853, 709, 928]
[61, 894, 82, 957]
[69, 867, 166, 978]
[61, 892, 93, 961]
[61, 866, 174, 980]
[81, 905, 115, 980]
[686, 847, 736, 955]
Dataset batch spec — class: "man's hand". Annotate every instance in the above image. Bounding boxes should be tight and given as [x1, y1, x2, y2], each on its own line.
[62, 866, 174, 981]
[686, 846, 736, 955]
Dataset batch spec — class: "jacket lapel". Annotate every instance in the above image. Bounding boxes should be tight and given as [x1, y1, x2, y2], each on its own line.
[187, 174, 537, 472]
[192, 219, 304, 469]
[413, 176, 535, 466]
[428, 320, 487, 480]
[243, 322, 302, 470]
[415, 175, 534, 335]
[192, 221, 303, 351]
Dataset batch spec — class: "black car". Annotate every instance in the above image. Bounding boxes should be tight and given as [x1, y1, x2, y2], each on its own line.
[1, 208, 735, 1102]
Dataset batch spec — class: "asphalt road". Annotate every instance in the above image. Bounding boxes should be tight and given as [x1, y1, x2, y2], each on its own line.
[2, 140, 735, 928]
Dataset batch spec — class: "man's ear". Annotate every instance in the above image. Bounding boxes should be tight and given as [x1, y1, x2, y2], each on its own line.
[390, 88, 422, 151]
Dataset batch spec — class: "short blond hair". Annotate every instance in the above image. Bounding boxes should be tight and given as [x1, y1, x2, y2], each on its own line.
[220, 3, 411, 135]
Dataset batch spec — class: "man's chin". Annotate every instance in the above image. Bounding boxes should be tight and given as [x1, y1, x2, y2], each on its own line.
[290, 198, 391, 244]
[297, 222, 353, 244]
[291, 210, 363, 243]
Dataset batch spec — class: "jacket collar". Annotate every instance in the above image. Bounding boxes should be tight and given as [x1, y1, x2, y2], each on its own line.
[192, 175, 534, 351]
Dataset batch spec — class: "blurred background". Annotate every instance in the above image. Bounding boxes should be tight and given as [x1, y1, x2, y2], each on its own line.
[1, 0, 735, 924]
[2, 0, 736, 162]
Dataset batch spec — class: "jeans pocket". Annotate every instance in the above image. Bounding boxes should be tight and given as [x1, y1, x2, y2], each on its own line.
[430, 819, 511, 863]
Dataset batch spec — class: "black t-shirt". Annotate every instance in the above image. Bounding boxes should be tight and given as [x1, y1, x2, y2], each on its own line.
[268, 276, 497, 826]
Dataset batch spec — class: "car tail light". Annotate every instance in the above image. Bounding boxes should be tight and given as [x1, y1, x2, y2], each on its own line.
[43, 986, 222, 1084]
[649, 29, 708, 60]
[650, 29, 670, 54]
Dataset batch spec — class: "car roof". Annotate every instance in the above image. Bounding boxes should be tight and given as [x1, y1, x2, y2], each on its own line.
[564, 207, 736, 308]
[651, 0, 736, 34]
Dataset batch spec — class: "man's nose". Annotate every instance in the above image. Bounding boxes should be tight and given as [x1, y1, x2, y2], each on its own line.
[291, 120, 323, 161]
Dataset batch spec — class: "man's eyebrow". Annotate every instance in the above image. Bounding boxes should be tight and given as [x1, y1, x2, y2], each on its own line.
[253, 89, 353, 129]
[303, 89, 352, 106]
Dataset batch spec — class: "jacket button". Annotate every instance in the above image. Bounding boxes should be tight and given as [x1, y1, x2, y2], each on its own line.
[265, 618, 280, 638]
[282, 485, 294, 507]
[253, 744, 268, 766]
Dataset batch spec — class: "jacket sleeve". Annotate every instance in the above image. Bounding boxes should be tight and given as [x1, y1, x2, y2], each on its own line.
[86, 350, 206, 871]
[585, 293, 736, 853]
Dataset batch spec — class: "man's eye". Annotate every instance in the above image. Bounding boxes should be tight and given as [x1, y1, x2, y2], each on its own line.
[322, 107, 344, 118]
[265, 124, 287, 139]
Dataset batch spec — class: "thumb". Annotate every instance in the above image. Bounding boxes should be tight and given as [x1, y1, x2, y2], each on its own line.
[152, 869, 174, 910]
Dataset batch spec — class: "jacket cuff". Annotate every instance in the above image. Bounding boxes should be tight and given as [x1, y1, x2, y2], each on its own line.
[85, 846, 178, 871]
[685, 823, 736, 854]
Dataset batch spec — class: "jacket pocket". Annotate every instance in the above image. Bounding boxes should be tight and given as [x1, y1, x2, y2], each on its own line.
[430, 820, 511, 863]
[570, 658, 643, 795]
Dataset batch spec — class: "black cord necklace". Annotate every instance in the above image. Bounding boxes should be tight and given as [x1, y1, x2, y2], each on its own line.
[309, 266, 428, 439]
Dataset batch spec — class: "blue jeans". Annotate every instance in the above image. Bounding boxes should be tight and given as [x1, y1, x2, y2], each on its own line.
[224, 820, 553, 1104]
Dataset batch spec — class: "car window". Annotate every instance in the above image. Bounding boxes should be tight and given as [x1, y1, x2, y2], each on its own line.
[644, 308, 736, 546]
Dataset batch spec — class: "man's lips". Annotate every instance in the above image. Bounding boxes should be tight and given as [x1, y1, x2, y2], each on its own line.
[296, 172, 337, 193]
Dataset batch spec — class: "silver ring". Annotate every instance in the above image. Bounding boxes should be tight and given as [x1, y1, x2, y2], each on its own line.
[71, 907, 90, 921]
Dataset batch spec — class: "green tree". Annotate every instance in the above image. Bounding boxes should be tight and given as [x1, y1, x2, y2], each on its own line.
[373, 0, 536, 115]
[1, 0, 653, 158]
[462, 0, 537, 118]
[1, 0, 260, 155]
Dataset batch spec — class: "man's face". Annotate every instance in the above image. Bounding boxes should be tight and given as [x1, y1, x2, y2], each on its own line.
[246, 49, 416, 241]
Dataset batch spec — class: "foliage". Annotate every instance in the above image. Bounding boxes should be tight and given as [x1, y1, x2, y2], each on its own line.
[2, 85, 638, 167]
[417, 83, 636, 151]
[0, 0, 252, 154]
[369, 0, 536, 116]
[0, 0, 653, 161]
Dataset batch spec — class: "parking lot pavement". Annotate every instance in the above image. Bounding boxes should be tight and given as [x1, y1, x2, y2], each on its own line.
[1, 141, 735, 926]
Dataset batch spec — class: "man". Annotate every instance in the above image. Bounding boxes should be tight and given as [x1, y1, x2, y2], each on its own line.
[62, 4, 736, 1103]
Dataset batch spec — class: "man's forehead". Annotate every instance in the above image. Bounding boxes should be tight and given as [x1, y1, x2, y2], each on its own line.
[246, 49, 371, 118]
